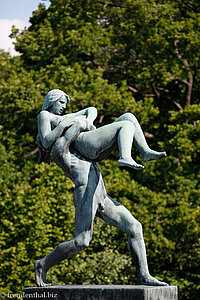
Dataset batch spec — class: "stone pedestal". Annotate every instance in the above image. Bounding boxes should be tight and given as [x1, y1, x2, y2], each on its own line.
[23, 285, 178, 300]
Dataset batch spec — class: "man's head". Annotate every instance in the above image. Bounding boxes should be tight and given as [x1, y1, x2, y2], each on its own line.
[42, 89, 70, 114]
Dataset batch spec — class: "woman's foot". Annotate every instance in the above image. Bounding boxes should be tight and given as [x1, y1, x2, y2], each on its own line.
[34, 260, 51, 287]
[141, 150, 167, 162]
[137, 274, 168, 286]
[118, 158, 145, 170]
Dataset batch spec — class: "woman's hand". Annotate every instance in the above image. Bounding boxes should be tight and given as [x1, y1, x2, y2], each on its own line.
[85, 119, 96, 131]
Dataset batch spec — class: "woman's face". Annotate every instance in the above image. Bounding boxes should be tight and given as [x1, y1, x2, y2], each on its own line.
[50, 95, 67, 115]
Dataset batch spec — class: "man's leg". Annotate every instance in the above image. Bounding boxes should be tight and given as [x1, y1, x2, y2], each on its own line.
[98, 195, 168, 286]
[35, 185, 99, 287]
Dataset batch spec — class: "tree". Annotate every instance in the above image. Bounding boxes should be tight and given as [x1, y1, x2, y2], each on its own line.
[0, 1, 199, 299]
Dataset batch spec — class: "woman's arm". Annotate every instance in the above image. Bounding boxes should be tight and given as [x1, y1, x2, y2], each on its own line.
[38, 111, 75, 149]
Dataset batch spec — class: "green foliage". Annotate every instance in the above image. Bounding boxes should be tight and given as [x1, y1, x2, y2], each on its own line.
[0, 1, 200, 300]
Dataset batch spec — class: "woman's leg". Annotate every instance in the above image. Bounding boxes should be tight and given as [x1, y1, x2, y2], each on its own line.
[98, 195, 168, 286]
[74, 121, 144, 170]
[62, 120, 88, 151]
[114, 113, 166, 162]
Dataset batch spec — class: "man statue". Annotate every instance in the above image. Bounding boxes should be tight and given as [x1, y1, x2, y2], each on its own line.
[35, 89, 167, 287]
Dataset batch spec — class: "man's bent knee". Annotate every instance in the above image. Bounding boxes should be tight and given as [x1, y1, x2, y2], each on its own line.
[126, 220, 143, 238]
[75, 231, 92, 250]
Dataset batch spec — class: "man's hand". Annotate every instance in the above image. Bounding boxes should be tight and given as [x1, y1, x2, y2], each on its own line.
[60, 117, 75, 130]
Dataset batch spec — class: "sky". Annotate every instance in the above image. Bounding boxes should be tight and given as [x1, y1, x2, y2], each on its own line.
[0, 0, 50, 56]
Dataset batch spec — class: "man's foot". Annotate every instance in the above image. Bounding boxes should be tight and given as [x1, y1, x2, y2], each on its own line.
[141, 150, 167, 162]
[34, 260, 51, 287]
[118, 158, 145, 170]
[137, 274, 168, 286]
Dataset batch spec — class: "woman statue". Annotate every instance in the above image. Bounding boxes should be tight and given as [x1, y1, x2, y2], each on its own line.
[35, 89, 167, 287]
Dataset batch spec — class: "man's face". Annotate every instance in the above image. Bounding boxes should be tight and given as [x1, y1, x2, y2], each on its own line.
[50, 95, 67, 115]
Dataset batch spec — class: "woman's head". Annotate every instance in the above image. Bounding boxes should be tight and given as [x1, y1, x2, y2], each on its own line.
[42, 89, 70, 112]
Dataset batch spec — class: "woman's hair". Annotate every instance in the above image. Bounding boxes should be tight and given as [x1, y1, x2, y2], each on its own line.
[42, 89, 70, 110]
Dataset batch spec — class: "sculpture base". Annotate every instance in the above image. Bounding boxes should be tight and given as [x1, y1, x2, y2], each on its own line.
[23, 285, 178, 300]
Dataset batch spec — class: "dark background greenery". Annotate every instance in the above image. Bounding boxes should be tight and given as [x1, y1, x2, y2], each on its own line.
[0, 1, 199, 299]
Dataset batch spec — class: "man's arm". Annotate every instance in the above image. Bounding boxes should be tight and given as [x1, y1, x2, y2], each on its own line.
[38, 111, 75, 149]
[65, 107, 97, 129]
